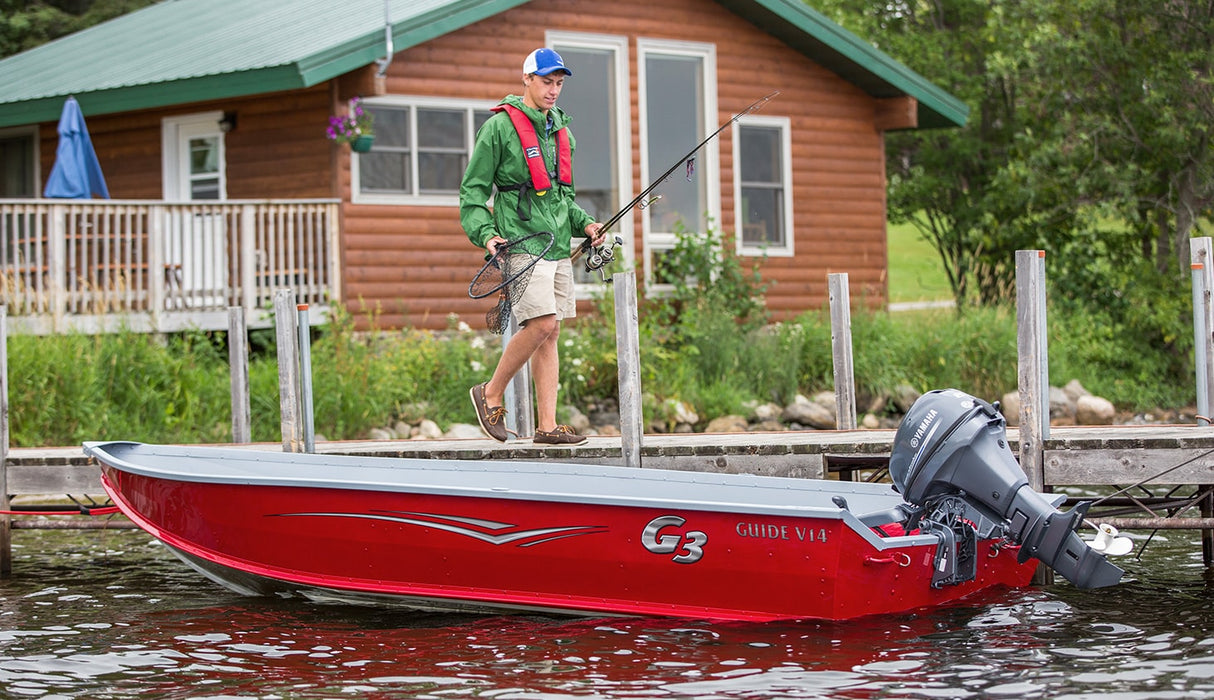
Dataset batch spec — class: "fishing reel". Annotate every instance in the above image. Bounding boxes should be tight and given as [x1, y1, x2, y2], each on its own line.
[584, 235, 624, 282]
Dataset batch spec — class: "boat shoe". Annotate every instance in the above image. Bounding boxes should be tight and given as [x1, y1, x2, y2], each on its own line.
[470, 383, 509, 442]
[533, 425, 587, 446]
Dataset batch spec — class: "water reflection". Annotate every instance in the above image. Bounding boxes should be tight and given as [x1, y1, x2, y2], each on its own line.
[0, 528, 1210, 698]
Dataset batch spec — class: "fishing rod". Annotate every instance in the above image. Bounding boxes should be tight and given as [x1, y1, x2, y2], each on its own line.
[573, 90, 781, 268]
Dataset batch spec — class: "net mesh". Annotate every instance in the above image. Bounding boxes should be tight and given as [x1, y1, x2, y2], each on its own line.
[467, 231, 553, 334]
[482, 253, 539, 334]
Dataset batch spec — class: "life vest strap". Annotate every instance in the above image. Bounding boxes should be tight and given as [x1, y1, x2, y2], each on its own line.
[491, 104, 573, 221]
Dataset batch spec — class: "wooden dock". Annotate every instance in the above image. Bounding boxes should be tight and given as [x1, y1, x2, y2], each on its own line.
[6, 423, 1211, 494]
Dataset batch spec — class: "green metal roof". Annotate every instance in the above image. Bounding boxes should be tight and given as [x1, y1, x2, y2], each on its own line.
[0, 0, 967, 129]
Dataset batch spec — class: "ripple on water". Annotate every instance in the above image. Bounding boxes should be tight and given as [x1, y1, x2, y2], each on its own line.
[0, 528, 1210, 698]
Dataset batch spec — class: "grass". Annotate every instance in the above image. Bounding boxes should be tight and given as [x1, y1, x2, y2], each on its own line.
[886, 220, 952, 303]
[4, 223, 1194, 448]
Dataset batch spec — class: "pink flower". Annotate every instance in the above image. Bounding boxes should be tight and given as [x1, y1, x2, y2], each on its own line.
[325, 98, 374, 145]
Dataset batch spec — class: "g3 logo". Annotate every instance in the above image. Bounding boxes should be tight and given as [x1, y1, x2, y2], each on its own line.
[641, 515, 707, 564]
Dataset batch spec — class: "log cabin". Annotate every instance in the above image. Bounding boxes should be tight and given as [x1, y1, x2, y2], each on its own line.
[0, 0, 966, 334]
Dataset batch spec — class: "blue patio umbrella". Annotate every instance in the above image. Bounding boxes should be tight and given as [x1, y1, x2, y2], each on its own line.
[43, 96, 110, 199]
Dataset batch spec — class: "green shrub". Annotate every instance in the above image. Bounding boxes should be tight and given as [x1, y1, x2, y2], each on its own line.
[3, 251, 1197, 447]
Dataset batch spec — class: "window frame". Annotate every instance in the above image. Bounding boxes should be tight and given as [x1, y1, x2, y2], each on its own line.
[733, 114, 794, 257]
[636, 38, 719, 293]
[351, 95, 496, 206]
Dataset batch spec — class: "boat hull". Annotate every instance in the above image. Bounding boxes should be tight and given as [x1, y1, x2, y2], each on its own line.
[93, 442, 1038, 622]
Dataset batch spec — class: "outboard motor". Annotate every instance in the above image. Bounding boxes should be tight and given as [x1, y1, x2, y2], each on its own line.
[889, 389, 1124, 589]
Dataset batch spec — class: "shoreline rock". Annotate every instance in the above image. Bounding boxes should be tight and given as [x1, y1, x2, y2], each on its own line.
[361, 380, 1193, 441]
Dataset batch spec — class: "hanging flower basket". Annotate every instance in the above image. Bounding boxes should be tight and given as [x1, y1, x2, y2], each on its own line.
[326, 97, 374, 151]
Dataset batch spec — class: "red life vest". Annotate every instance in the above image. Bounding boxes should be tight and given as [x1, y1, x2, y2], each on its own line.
[492, 103, 573, 194]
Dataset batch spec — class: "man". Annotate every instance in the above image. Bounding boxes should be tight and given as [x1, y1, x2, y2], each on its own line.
[460, 47, 605, 445]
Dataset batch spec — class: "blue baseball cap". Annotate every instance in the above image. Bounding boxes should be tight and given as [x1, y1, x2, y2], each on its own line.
[523, 48, 571, 76]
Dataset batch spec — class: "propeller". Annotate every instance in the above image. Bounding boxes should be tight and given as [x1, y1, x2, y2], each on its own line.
[1087, 522, 1134, 556]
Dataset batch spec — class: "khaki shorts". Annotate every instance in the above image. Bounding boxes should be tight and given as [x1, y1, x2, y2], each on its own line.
[512, 257, 575, 323]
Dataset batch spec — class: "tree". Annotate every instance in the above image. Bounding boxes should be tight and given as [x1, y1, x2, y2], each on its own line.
[1024, 0, 1214, 276]
[815, 0, 1064, 306]
[0, 0, 157, 59]
[817, 0, 1213, 304]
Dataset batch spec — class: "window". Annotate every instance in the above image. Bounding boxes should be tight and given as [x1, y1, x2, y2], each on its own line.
[549, 32, 632, 287]
[0, 127, 37, 197]
[734, 115, 793, 256]
[637, 39, 718, 289]
[187, 135, 222, 200]
[162, 112, 226, 201]
[353, 99, 493, 204]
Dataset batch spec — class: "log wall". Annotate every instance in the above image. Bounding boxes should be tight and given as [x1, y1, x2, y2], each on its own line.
[40, 86, 335, 201]
[34, 0, 894, 331]
[341, 0, 891, 329]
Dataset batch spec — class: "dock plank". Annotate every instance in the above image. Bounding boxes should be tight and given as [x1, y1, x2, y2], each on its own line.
[6, 425, 1213, 492]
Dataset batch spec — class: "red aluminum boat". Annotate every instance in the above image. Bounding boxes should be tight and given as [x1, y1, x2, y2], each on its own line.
[85, 390, 1124, 622]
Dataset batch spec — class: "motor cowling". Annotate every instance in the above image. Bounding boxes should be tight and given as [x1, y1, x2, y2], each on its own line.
[889, 389, 1123, 590]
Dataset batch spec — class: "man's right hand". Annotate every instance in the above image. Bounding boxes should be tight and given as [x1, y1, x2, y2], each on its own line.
[485, 235, 507, 256]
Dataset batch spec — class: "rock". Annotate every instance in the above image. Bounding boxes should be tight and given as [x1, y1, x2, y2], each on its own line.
[595, 424, 621, 436]
[1063, 379, 1091, 402]
[811, 391, 838, 416]
[752, 402, 783, 422]
[1000, 391, 1020, 426]
[563, 406, 592, 433]
[673, 422, 695, 433]
[413, 419, 442, 439]
[443, 423, 485, 439]
[866, 394, 888, 415]
[705, 415, 749, 433]
[861, 413, 881, 429]
[367, 427, 394, 441]
[393, 420, 413, 438]
[749, 419, 787, 432]
[891, 384, 920, 413]
[590, 407, 620, 428]
[1076, 395, 1116, 425]
[1049, 386, 1075, 421]
[663, 399, 698, 426]
[782, 397, 835, 429]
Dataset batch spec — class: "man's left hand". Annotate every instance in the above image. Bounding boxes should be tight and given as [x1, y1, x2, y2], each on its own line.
[584, 222, 606, 247]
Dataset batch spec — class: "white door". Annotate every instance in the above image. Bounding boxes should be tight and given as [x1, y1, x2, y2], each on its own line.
[162, 113, 228, 308]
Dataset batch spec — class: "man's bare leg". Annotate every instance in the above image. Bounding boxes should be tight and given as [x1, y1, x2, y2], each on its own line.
[483, 314, 558, 410]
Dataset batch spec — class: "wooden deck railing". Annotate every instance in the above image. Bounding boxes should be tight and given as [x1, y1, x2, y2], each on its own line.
[0, 199, 341, 334]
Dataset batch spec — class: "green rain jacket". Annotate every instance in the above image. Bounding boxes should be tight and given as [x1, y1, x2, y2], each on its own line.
[459, 95, 595, 260]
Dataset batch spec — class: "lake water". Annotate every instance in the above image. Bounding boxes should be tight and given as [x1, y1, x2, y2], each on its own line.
[0, 526, 1211, 699]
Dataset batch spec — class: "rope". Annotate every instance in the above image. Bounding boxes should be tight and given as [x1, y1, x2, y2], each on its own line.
[0, 505, 121, 517]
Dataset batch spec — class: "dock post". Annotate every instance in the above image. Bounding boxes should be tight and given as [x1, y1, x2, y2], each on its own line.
[297, 304, 316, 454]
[1016, 250, 1051, 584]
[1190, 237, 1214, 565]
[615, 270, 644, 468]
[1190, 238, 1213, 422]
[228, 307, 252, 443]
[503, 317, 534, 440]
[828, 273, 857, 430]
[0, 306, 9, 577]
[274, 290, 304, 452]
[1015, 250, 1049, 489]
